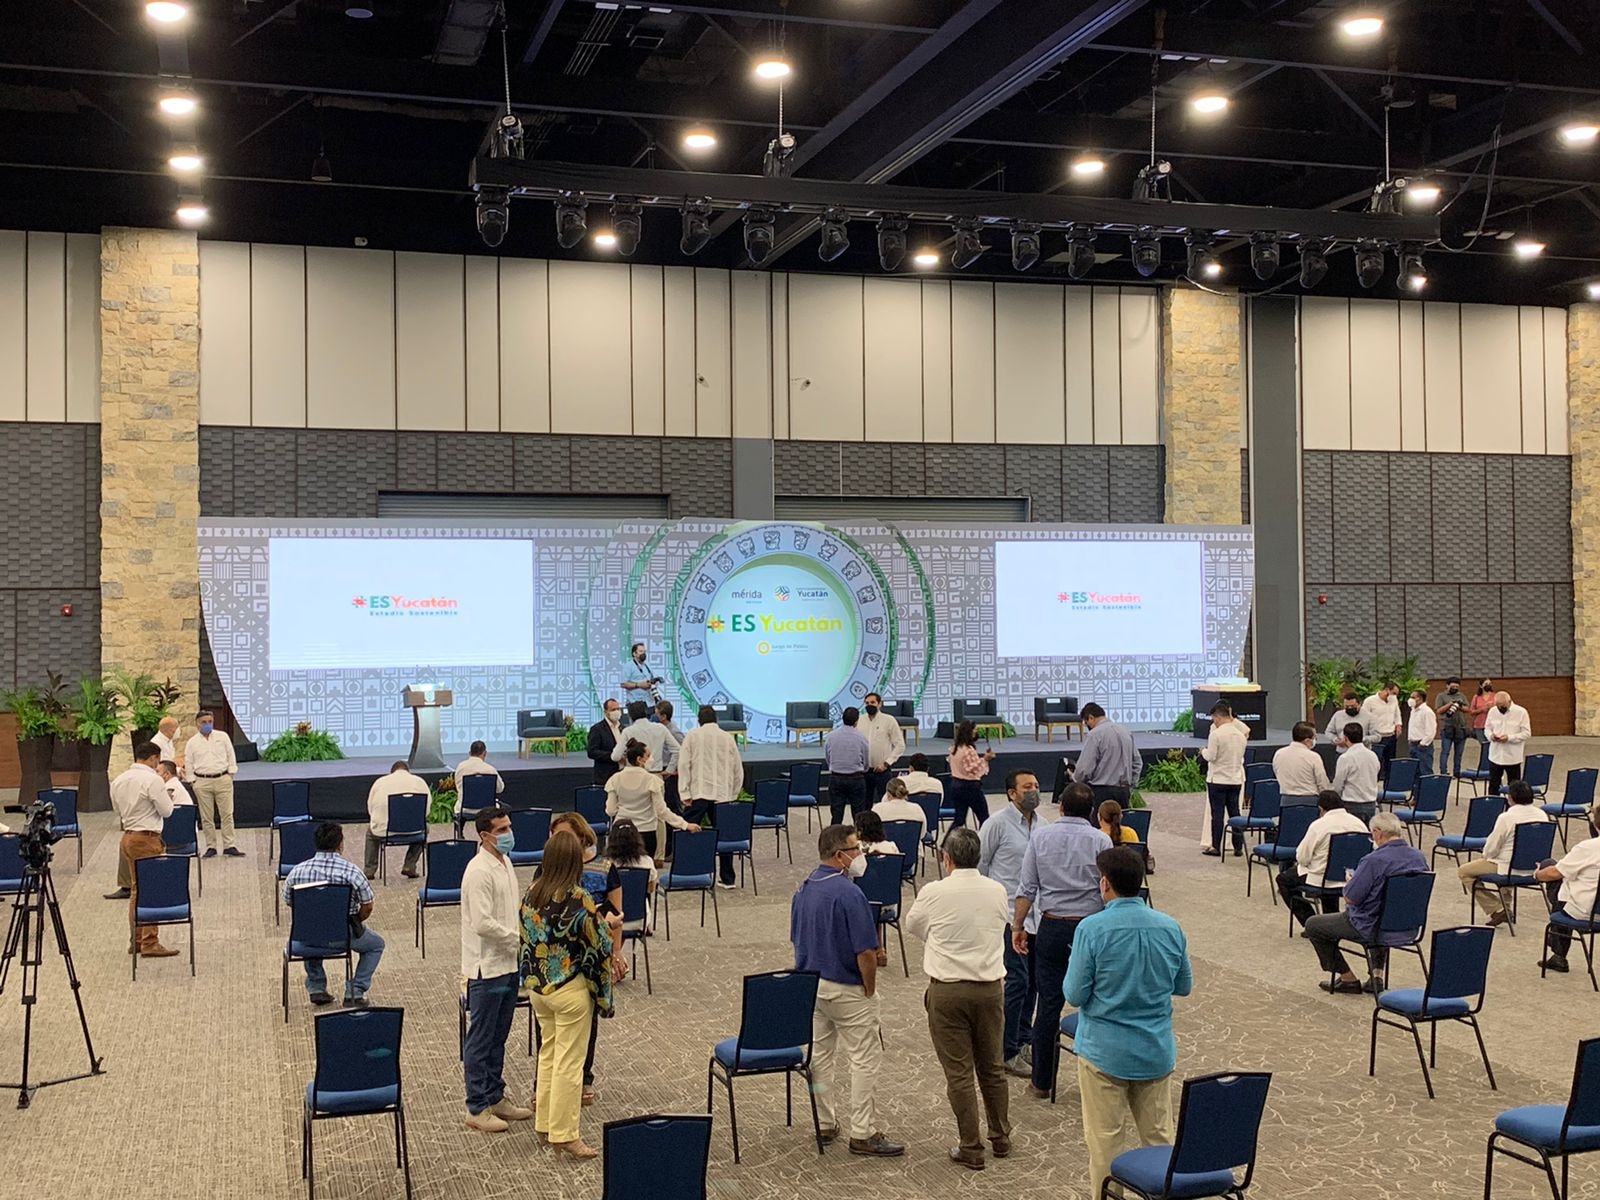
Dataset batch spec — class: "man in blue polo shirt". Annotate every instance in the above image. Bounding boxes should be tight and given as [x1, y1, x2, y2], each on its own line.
[790, 824, 905, 1158]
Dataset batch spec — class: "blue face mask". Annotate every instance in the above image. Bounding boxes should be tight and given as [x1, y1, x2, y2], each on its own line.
[198, 723, 214, 735]
[494, 831, 515, 855]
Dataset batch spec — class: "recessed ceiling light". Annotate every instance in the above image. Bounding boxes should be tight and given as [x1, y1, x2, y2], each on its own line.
[145, 2, 189, 22]
[683, 129, 717, 151]
[345, 5, 375, 17]
[753, 57, 792, 81]
[158, 93, 197, 116]
[1407, 182, 1441, 205]
[175, 203, 208, 225]
[1559, 121, 1599, 146]
[1588, 282, 1600, 300]
[1201, 261, 1223, 278]
[1070, 156, 1106, 177]
[1190, 92, 1229, 115]
[168, 152, 203, 173]
[1341, 14, 1384, 38]
[1513, 238, 1546, 259]
[912, 250, 940, 268]
[592, 231, 618, 249]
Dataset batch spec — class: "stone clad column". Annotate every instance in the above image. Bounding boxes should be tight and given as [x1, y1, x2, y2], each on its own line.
[1161, 287, 1244, 522]
[1570, 303, 1600, 735]
[99, 227, 201, 773]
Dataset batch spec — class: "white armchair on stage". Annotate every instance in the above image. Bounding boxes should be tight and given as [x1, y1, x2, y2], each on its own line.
[402, 684, 453, 770]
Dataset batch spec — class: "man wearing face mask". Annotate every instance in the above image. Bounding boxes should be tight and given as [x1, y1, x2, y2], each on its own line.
[586, 699, 624, 786]
[1406, 689, 1437, 777]
[183, 709, 241, 858]
[1433, 677, 1471, 779]
[1484, 690, 1533, 794]
[790, 825, 904, 1157]
[978, 770, 1047, 1078]
[859, 692, 906, 810]
[1358, 682, 1404, 778]
[1324, 691, 1366, 744]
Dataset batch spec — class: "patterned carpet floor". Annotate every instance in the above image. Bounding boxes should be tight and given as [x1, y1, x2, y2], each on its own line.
[4, 737, 1600, 1199]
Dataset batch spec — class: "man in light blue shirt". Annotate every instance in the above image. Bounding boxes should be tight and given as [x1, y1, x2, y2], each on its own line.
[979, 769, 1046, 1076]
[823, 707, 872, 824]
[1064, 845, 1192, 1196]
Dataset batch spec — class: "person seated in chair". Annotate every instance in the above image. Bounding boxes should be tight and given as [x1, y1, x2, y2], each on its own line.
[901, 752, 945, 801]
[1331, 721, 1381, 826]
[365, 759, 432, 880]
[1303, 812, 1425, 995]
[282, 822, 386, 1008]
[873, 776, 928, 841]
[1535, 800, 1600, 973]
[1277, 791, 1369, 930]
[1459, 780, 1551, 928]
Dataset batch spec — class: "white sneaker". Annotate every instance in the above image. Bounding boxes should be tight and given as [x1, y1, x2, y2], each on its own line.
[464, 1108, 510, 1133]
[489, 1099, 533, 1121]
[717, 881, 738, 890]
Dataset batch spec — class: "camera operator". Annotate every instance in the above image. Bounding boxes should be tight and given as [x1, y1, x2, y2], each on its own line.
[112, 742, 178, 958]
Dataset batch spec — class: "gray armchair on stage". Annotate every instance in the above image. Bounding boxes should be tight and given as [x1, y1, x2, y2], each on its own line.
[953, 697, 1005, 739]
[711, 703, 748, 744]
[785, 701, 832, 747]
[517, 708, 567, 759]
[1034, 696, 1082, 742]
[883, 699, 920, 745]
[402, 684, 453, 770]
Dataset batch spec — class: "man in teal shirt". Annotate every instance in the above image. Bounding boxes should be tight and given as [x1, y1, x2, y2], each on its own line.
[1063, 846, 1192, 1196]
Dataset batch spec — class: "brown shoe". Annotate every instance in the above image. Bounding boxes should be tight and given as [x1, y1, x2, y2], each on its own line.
[849, 1133, 905, 1157]
[948, 1147, 985, 1170]
[989, 1135, 1012, 1158]
[1025, 1084, 1051, 1100]
[140, 945, 180, 958]
[551, 1138, 598, 1160]
[1486, 912, 1508, 928]
[816, 1126, 839, 1145]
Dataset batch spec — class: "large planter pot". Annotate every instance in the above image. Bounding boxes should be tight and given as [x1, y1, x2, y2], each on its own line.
[130, 727, 157, 755]
[76, 741, 114, 812]
[16, 734, 55, 806]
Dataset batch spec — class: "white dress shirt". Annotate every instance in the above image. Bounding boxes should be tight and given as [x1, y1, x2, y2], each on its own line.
[164, 776, 195, 807]
[182, 731, 238, 780]
[610, 718, 679, 769]
[1294, 808, 1370, 886]
[605, 765, 695, 835]
[367, 769, 432, 838]
[151, 730, 177, 763]
[1200, 719, 1248, 786]
[1360, 693, 1402, 743]
[1554, 836, 1600, 921]
[872, 796, 928, 839]
[1332, 742, 1381, 806]
[453, 755, 504, 813]
[1272, 742, 1331, 798]
[901, 770, 944, 799]
[1408, 702, 1437, 745]
[1481, 804, 1550, 872]
[676, 722, 744, 803]
[111, 763, 175, 832]
[860, 710, 906, 771]
[460, 845, 522, 980]
[902, 867, 1010, 982]
[1485, 703, 1532, 766]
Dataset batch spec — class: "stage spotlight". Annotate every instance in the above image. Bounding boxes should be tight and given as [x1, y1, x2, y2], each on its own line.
[1131, 227, 1162, 277]
[744, 206, 776, 264]
[592, 232, 618, 249]
[1354, 239, 1385, 288]
[1190, 92, 1229, 115]
[1340, 13, 1383, 37]
[476, 190, 509, 248]
[1513, 238, 1546, 259]
[554, 195, 587, 249]
[683, 129, 717, 151]
[1010, 223, 1042, 272]
[1407, 181, 1441, 206]
[1398, 246, 1427, 291]
[754, 56, 792, 80]
[311, 151, 333, 183]
[763, 131, 798, 179]
[175, 202, 208, 225]
[950, 219, 986, 270]
[1070, 155, 1106, 177]
[1559, 121, 1599, 147]
[818, 207, 850, 262]
[912, 249, 940, 269]
[876, 214, 908, 271]
[680, 200, 714, 256]
[1298, 238, 1330, 288]
[158, 92, 197, 116]
[1249, 232, 1280, 281]
[1066, 225, 1097, 280]
[611, 201, 643, 256]
[1185, 231, 1217, 279]
[168, 152, 202, 173]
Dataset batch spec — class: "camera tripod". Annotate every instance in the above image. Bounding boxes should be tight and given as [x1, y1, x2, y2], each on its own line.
[0, 856, 104, 1107]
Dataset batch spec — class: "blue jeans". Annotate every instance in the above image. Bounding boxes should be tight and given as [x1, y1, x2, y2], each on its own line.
[1409, 742, 1434, 777]
[464, 972, 521, 1114]
[1029, 915, 1083, 1093]
[1002, 931, 1037, 1061]
[1439, 732, 1466, 778]
[303, 928, 385, 999]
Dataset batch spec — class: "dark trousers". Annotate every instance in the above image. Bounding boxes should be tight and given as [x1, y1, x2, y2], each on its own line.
[663, 773, 682, 815]
[1029, 916, 1083, 1092]
[1489, 761, 1522, 795]
[1304, 911, 1386, 977]
[948, 778, 990, 832]
[925, 979, 1011, 1154]
[1278, 864, 1339, 930]
[1375, 735, 1398, 780]
[866, 768, 892, 810]
[829, 774, 867, 825]
[464, 971, 521, 1114]
[1002, 931, 1038, 1061]
[1439, 731, 1467, 778]
[1208, 783, 1245, 853]
[680, 798, 737, 884]
[583, 1001, 601, 1086]
[641, 830, 659, 859]
[1541, 859, 1574, 960]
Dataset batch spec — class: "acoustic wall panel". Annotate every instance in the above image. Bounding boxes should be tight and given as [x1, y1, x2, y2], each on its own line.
[1421, 302, 1462, 453]
[548, 260, 630, 435]
[1519, 306, 1547, 454]
[1119, 289, 1161, 445]
[919, 279, 953, 443]
[663, 266, 697, 437]
[1063, 288, 1095, 443]
[1459, 304, 1520, 453]
[497, 257, 550, 433]
[394, 251, 466, 432]
[951, 281, 996, 443]
[769, 272, 790, 441]
[1300, 298, 1349, 451]
[463, 257, 500, 432]
[197, 241, 252, 427]
[1397, 301, 1426, 451]
[862, 278, 923, 442]
[0, 231, 25, 421]
[630, 264, 666, 437]
[248, 243, 307, 428]
[693, 267, 732, 437]
[993, 282, 1064, 444]
[1545, 307, 1569, 454]
[306, 246, 394, 429]
[1090, 287, 1122, 444]
[24, 232, 65, 422]
[788, 274, 864, 441]
[1348, 300, 1400, 450]
[64, 233, 100, 423]
[730, 270, 772, 439]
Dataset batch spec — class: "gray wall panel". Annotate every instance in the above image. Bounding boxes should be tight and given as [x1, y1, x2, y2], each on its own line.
[1301, 452, 1333, 580]
[927, 443, 1005, 492]
[1403, 585, 1461, 678]
[397, 433, 439, 490]
[1330, 453, 1389, 581]
[1240, 449, 1251, 524]
[1459, 591, 1503, 676]
[198, 427, 234, 516]
[230, 428, 299, 517]
[1306, 585, 1376, 661]
[1385, 454, 1433, 583]
[0, 424, 91, 588]
[1483, 454, 1518, 580]
[1556, 583, 1576, 675]
[1500, 584, 1556, 676]
[1374, 586, 1408, 658]
[1063, 447, 1111, 522]
[1512, 456, 1572, 582]
[296, 429, 396, 517]
[774, 441, 836, 495]
[1428, 456, 1484, 580]
[0, 591, 14, 690]
[15, 589, 99, 684]
[663, 438, 732, 517]
[1108, 446, 1163, 523]
[1005, 445, 1062, 522]
[436, 433, 514, 492]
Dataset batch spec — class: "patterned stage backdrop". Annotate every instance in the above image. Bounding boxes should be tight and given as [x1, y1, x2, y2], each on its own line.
[198, 520, 1254, 752]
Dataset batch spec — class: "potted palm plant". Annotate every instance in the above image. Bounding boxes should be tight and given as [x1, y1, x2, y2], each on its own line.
[66, 676, 127, 812]
[107, 669, 183, 751]
[2, 671, 69, 806]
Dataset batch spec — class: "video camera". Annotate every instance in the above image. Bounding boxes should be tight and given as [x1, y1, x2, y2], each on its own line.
[2, 799, 59, 872]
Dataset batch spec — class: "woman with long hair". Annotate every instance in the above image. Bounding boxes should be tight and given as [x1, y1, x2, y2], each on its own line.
[1098, 800, 1139, 846]
[547, 811, 625, 1107]
[603, 818, 657, 932]
[946, 719, 995, 831]
[519, 830, 622, 1160]
[604, 738, 697, 861]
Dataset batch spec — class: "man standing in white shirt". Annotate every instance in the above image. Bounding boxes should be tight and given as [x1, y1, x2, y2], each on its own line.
[453, 740, 505, 816]
[1331, 721, 1381, 825]
[460, 805, 534, 1133]
[151, 715, 181, 767]
[365, 760, 432, 880]
[1200, 702, 1249, 858]
[1406, 689, 1437, 777]
[1359, 682, 1404, 778]
[676, 705, 745, 887]
[1485, 690, 1533, 794]
[183, 710, 240, 857]
[1535, 808, 1600, 974]
[904, 828, 1013, 1170]
[860, 692, 906, 810]
[610, 701, 679, 779]
[1277, 792, 1369, 928]
[1459, 780, 1550, 926]
[1273, 722, 1332, 806]
[111, 742, 177, 957]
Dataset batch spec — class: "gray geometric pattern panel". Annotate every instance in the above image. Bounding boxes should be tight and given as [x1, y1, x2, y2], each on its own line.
[926, 443, 1004, 493]
[570, 436, 661, 493]
[663, 438, 732, 517]
[1499, 583, 1556, 676]
[14, 589, 100, 683]
[1240, 449, 1250, 523]
[840, 443, 901, 494]
[396, 433, 439, 490]
[198, 427, 234, 516]
[1458, 588, 1502, 677]
[1403, 585, 1461, 678]
[774, 440, 838, 494]
[1375, 585, 1408, 658]
[1062, 447, 1111, 522]
[1004, 445, 1063, 522]
[1482, 455, 1518, 579]
[1330, 453, 1389, 581]
[229, 428, 300, 517]
[198, 616, 222, 707]
[1107, 446, 1163, 523]
[512, 435, 569, 493]
[1511, 456, 1571, 582]
[1555, 583, 1575, 674]
[0, 422, 92, 588]
[1428, 456, 1484, 581]
[434, 433, 514, 492]
[296, 429, 397, 517]
[1301, 452, 1333, 580]
[84, 424, 101, 585]
[1385, 454, 1433, 584]
[0, 591, 15, 689]
[1305, 585, 1377, 661]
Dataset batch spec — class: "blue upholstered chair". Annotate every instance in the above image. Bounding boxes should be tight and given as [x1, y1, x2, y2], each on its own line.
[1456, 740, 1493, 802]
[714, 801, 757, 894]
[270, 780, 312, 862]
[1503, 753, 1555, 801]
[1100, 1071, 1273, 1199]
[1544, 886, 1600, 993]
[163, 802, 203, 899]
[575, 785, 610, 839]
[784, 762, 823, 831]
[752, 779, 792, 863]
[1369, 925, 1495, 1100]
[375, 793, 427, 884]
[507, 807, 551, 868]
[1379, 758, 1419, 809]
[711, 703, 749, 743]
[856, 853, 908, 977]
[1395, 774, 1451, 846]
[882, 819, 922, 892]
[414, 839, 474, 959]
[1288, 831, 1372, 938]
[1469, 820, 1557, 934]
[1483, 1036, 1600, 1200]
[1336, 869, 1435, 991]
[1034, 696, 1082, 741]
[1542, 768, 1598, 851]
[1050, 1011, 1080, 1103]
[657, 831, 720, 940]
[37, 788, 81, 870]
[132, 854, 195, 980]
[282, 882, 353, 1023]
[784, 701, 832, 746]
[617, 866, 653, 994]
[455, 772, 499, 838]
[302, 1007, 411, 1200]
[1246, 804, 1316, 901]
[883, 699, 920, 744]
[273, 818, 318, 925]
[0, 834, 23, 898]
[601, 1115, 713, 1200]
[1229, 778, 1280, 852]
[706, 970, 823, 1163]
[1432, 795, 1501, 871]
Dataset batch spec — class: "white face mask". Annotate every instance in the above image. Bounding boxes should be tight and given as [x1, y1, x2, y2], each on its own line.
[845, 853, 868, 879]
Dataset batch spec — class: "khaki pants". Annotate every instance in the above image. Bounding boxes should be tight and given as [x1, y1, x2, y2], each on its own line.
[1459, 857, 1508, 915]
[812, 978, 881, 1141]
[121, 831, 167, 951]
[926, 979, 1011, 1153]
[191, 775, 236, 851]
[1078, 1058, 1174, 1197]
[531, 977, 593, 1144]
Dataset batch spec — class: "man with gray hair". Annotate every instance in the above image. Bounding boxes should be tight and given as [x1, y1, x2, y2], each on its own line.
[1302, 811, 1427, 994]
[904, 828, 1013, 1171]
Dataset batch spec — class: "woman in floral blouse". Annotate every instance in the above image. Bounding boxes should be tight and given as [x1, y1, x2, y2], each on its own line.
[519, 830, 623, 1160]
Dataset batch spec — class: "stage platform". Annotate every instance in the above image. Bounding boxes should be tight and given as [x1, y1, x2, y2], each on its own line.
[231, 727, 1307, 826]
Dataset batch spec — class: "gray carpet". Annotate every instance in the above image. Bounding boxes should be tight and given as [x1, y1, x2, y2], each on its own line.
[4, 738, 1599, 1200]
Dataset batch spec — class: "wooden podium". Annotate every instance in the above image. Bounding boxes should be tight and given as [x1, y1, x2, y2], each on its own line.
[402, 686, 453, 770]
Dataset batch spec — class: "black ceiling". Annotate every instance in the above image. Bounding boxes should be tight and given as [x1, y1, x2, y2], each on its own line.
[2, 0, 1597, 303]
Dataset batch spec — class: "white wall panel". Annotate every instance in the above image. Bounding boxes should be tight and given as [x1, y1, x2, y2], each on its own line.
[1064, 288, 1094, 443]
[548, 260, 630, 435]
[1518, 306, 1547, 454]
[1459, 303, 1519, 453]
[25, 232, 65, 421]
[862, 279, 924, 441]
[994, 282, 1064, 444]
[497, 257, 549, 433]
[1398, 301, 1426, 450]
[1421, 302, 1462, 453]
[663, 267, 697, 437]
[1300, 297, 1350, 450]
[0, 232, 25, 421]
[951, 281, 995, 442]
[64, 233, 99, 423]
[630, 265, 666, 437]
[197, 241, 251, 426]
[1119, 289, 1161, 444]
[770, 274, 790, 440]
[306, 246, 394, 429]
[1349, 300, 1400, 450]
[919, 280, 952, 443]
[788, 274, 864, 441]
[249, 244, 306, 427]
[464, 257, 500, 432]
[694, 268, 732, 437]
[395, 252, 465, 432]
[1545, 307, 1569, 454]
[731, 270, 772, 438]
[1090, 288, 1122, 444]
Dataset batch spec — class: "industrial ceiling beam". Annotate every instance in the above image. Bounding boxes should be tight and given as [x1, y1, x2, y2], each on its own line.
[629, 1, 944, 35]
